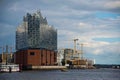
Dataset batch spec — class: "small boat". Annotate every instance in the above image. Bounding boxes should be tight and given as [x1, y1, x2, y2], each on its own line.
[60, 69, 68, 72]
[0, 64, 20, 72]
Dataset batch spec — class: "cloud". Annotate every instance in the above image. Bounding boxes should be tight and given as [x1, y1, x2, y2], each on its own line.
[104, 1, 120, 9]
[57, 16, 120, 43]
[104, 42, 120, 54]
[0, 23, 15, 37]
[84, 41, 120, 56]
[0, 0, 120, 64]
[2, 0, 120, 14]
[0, 23, 15, 46]
[93, 49, 102, 55]
[78, 22, 87, 27]
[67, 0, 120, 13]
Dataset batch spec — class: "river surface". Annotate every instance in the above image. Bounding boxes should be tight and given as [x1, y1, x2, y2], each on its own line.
[0, 68, 120, 80]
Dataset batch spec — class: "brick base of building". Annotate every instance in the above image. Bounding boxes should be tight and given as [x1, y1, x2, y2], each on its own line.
[15, 49, 57, 69]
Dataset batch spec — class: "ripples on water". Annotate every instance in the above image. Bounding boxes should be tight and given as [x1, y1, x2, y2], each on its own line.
[0, 69, 120, 80]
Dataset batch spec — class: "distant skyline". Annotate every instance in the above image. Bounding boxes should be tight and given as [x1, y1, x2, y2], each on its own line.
[0, 0, 120, 64]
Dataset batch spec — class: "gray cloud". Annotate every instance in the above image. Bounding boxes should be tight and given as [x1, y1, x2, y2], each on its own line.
[0, 0, 120, 64]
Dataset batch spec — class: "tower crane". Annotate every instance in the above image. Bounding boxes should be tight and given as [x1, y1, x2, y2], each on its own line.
[77, 43, 84, 60]
[73, 39, 79, 54]
[0, 46, 4, 62]
[72, 38, 79, 60]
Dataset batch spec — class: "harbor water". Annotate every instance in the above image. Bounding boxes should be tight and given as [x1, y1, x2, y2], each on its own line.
[0, 68, 120, 80]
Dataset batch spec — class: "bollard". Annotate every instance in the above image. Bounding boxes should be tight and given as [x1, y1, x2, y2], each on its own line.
[9, 66, 12, 73]
[19, 64, 22, 72]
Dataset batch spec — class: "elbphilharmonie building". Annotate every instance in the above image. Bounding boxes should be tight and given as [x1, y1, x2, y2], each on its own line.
[16, 11, 57, 51]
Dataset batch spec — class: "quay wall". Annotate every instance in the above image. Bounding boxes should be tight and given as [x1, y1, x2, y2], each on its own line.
[32, 66, 66, 70]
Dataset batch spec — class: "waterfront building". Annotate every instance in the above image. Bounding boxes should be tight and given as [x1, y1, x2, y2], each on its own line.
[15, 10, 57, 68]
[57, 48, 74, 65]
[16, 10, 57, 51]
[15, 49, 57, 67]
[58, 48, 95, 68]
[58, 48, 74, 61]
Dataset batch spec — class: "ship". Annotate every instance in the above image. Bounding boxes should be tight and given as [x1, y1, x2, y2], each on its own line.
[0, 64, 20, 72]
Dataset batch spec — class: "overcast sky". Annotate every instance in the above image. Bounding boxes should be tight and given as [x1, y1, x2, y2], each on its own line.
[0, 0, 120, 64]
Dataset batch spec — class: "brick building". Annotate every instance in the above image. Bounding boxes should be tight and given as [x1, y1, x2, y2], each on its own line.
[15, 49, 57, 68]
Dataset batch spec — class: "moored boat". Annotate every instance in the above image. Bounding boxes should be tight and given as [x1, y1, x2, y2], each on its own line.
[0, 64, 20, 72]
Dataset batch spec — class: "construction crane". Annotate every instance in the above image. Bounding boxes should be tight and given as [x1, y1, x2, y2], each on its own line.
[0, 46, 4, 61]
[73, 39, 79, 54]
[77, 43, 84, 60]
[0, 45, 14, 64]
[9, 46, 14, 59]
[0, 46, 4, 62]
[62, 39, 79, 59]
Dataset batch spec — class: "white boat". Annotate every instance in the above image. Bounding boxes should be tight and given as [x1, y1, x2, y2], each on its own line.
[0, 64, 20, 72]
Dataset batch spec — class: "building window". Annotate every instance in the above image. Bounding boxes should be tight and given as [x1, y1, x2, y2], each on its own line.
[30, 52, 35, 56]
[41, 53, 43, 57]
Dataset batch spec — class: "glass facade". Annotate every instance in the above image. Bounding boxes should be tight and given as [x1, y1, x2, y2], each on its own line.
[16, 11, 57, 51]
